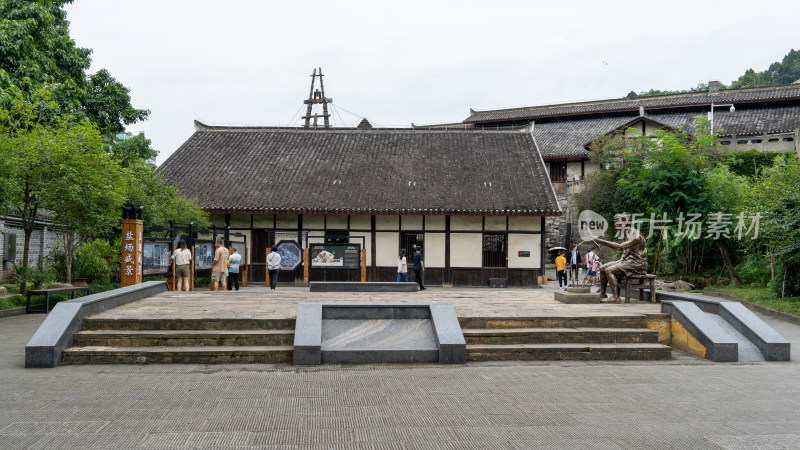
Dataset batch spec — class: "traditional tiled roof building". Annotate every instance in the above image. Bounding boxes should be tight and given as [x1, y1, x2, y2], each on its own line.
[452, 82, 800, 246]
[159, 122, 560, 286]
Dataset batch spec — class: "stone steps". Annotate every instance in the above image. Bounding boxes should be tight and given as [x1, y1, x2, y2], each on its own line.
[461, 315, 671, 361]
[72, 329, 294, 347]
[462, 327, 659, 345]
[466, 343, 672, 361]
[81, 318, 296, 331]
[459, 315, 656, 329]
[61, 346, 293, 364]
[63, 317, 297, 365]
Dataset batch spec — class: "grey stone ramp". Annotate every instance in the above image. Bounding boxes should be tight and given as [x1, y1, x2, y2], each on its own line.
[322, 319, 437, 350]
[706, 312, 764, 362]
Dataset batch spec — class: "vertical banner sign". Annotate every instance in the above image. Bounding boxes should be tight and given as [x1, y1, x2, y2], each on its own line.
[121, 219, 143, 287]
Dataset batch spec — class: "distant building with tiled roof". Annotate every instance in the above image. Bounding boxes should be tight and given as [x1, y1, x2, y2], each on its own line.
[158, 122, 560, 287]
[458, 82, 800, 247]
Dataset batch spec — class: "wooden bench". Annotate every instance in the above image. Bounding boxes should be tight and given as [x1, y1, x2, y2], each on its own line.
[625, 274, 656, 303]
[26, 286, 91, 314]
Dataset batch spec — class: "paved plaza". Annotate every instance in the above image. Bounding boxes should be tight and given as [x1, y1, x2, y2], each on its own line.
[2, 285, 800, 449]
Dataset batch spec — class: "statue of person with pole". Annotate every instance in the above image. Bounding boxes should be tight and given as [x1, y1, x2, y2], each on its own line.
[591, 213, 648, 303]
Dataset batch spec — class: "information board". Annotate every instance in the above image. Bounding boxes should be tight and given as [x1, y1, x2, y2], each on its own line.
[142, 240, 172, 276]
[309, 243, 361, 270]
[275, 240, 303, 271]
[194, 241, 215, 272]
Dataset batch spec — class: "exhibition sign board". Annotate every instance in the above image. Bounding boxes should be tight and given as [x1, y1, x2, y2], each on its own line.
[309, 243, 361, 270]
[276, 240, 303, 271]
[142, 239, 172, 276]
[194, 241, 215, 272]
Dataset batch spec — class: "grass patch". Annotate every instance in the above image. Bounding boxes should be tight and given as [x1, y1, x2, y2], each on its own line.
[705, 285, 800, 317]
[0, 281, 122, 311]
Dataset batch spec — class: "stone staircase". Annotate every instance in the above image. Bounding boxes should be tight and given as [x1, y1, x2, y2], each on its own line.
[61, 318, 295, 364]
[461, 316, 671, 361]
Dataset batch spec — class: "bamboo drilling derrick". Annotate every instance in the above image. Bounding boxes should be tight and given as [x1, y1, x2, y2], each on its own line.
[302, 67, 333, 128]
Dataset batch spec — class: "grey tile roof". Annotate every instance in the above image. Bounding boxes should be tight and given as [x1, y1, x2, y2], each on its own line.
[157, 122, 561, 216]
[532, 116, 635, 159]
[529, 105, 800, 159]
[465, 84, 800, 123]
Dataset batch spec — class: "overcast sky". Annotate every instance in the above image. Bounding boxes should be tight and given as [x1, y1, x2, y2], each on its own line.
[64, 1, 798, 165]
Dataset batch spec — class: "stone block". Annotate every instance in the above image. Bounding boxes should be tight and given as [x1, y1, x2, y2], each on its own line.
[309, 282, 418, 292]
[554, 288, 602, 304]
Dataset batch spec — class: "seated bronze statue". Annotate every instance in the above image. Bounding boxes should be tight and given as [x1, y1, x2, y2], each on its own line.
[591, 213, 648, 303]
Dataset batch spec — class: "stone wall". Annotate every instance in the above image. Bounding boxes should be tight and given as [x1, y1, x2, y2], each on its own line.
[0, 216, 62, 281]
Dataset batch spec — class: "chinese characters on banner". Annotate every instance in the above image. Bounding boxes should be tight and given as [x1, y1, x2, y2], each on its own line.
[121, 218, 143, 287]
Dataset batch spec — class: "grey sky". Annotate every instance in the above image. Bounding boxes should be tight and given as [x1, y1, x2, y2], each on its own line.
[64, 0, 798, 165]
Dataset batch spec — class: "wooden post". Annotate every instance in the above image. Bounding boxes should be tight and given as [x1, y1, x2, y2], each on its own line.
[304, 248, 310, 287]
[265, 248, 270, 287]
[121, 219, 143, 287]
[167, 259, 175, 291]
[190, 246, 195, 291]
[361, 248, 367, 282]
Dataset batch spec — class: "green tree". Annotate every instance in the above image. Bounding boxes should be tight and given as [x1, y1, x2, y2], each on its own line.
[44, 122, 126, 282]
[0, 0, 148, 135]
[747, 155, 800, 296]
[730, 49, 800, 88]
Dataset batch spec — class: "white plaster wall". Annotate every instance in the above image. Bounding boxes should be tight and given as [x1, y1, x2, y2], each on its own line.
[326, 215, 347, 229]
[303, 215, 324, 230]
[252, 214, 274, 228]
[229, 214, 251, 228]
[307, 235, 325, 245]
[424, 233, 445, 268]
[209, 214, 225, 227]
[567, 162, 583, 182]
[425, 215, 445, 230]
[584, 161, 600, 176]
[484, 216, 506, 231]
[451, 216, 482, 231]
[350, 215, 371, 230]
[508, 216, 541, 231]
[275, 215, 298, 229]
[349, 232, 372, 266]
[376, 216, 399, 230]
[449, 233, 482, 267]
[401, 215, 423, 230]
[375, 232, 398, 266]
[508, 234, 541, 269]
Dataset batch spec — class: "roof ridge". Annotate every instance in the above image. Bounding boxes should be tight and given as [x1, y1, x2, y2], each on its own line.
[194, 120, 529, 134]
[467, 82, 800, 117]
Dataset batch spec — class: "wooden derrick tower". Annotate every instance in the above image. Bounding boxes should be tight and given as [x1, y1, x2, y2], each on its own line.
[302, 68, 333, 128]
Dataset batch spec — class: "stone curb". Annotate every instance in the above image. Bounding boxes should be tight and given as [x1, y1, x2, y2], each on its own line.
[704, 291, 800, 326]
[0, 306, 26, 319]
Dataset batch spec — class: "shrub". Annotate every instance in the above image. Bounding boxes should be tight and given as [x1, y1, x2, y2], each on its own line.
[771, 254, 800, 298]
[736, 255, 772, 287]
[74, 245, 112, 284]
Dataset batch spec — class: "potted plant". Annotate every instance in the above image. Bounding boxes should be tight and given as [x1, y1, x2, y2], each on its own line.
[28, 268, 53, 291]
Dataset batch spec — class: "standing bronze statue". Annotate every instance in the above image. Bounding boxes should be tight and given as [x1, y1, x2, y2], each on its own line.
[591, 214, 648, 303]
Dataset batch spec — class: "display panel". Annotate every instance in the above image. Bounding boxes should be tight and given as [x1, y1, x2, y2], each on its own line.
[309, 243, 361, 270]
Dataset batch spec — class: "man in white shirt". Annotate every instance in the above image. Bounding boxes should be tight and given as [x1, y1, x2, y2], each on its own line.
[267, 247, 281, 291]
[227, 247, 242, 291]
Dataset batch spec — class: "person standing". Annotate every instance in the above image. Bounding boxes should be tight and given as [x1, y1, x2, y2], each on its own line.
[267, 246, 281, 291]
[211, 238, 229, 291]
[585, 248, 599, 286]
[170, 240, 192, 291]
[555, 250, 567, 290]
[397, 249, 408, 282]
[227, 247, 242, 291]
[569, 245, 582, 286]
[412, 246, 425, 291]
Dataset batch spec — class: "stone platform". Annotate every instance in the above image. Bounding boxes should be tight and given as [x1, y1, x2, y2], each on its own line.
[554, 286, 602, 304]
[310, 282, 418, 292]
[60, 285, 672, 364]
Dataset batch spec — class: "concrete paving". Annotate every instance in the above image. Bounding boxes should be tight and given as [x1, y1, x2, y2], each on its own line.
[89, 285, 665, 322]
[2, 286, 800, 449]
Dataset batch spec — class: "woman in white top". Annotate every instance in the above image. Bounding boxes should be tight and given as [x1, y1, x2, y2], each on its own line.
[171, 240, 192, 291]
[397, 248, 408, 282]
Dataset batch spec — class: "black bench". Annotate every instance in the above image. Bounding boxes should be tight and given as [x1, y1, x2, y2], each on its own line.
[26, 286, 91, 313]
[625, 274, 656, 303]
